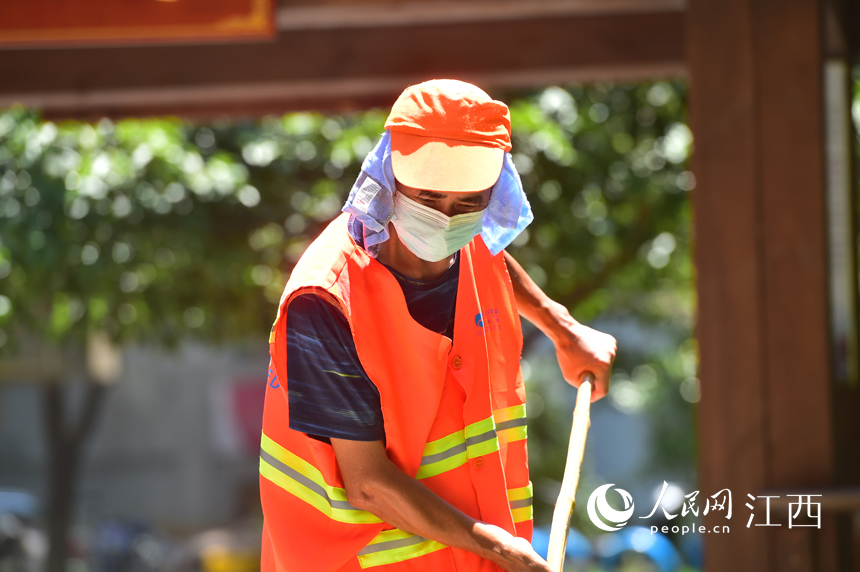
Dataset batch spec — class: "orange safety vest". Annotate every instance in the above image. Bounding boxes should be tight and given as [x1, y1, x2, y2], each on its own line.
[260, 213, 531, 571]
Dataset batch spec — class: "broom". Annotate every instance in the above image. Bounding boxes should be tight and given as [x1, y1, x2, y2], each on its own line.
[546, 371, 594, 572]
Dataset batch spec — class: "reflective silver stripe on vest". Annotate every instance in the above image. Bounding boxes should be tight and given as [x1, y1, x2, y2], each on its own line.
[420, 442, 468, 466]
[259, 449, 362, 512]
[495, 418, 528, 432]
[357, 534, 429, 556]
[465, 429, 497, 447]
[509, 497, 534, 509]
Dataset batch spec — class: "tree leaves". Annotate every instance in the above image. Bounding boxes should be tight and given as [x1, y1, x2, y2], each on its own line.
[0, 83, 691, 358]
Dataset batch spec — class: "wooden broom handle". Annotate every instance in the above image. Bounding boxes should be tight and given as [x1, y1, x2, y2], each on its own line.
[546, 371, 594, 572]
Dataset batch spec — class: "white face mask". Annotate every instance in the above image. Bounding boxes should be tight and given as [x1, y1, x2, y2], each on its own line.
[391, 191, 487, 262]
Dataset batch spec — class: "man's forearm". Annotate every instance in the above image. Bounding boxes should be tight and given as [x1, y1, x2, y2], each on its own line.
[502, 250, 576, 342]
[331, 438, 549, 572]
[502, 250, 616, 400]
[347, 455, 507, 560]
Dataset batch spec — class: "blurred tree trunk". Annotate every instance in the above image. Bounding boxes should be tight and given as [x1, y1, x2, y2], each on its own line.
[43, 381, 107, 572]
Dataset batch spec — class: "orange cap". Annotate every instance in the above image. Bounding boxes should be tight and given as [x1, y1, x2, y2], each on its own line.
[385, 79, 511, 193]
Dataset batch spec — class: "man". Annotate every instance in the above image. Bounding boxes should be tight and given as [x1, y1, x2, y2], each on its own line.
[260, 79, 616, 572]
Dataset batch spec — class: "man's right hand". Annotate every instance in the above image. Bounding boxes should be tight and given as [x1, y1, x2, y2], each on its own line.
[471, 523, 552, 572]
[330, 438, 552, 572]
[501, 535, 555, 572]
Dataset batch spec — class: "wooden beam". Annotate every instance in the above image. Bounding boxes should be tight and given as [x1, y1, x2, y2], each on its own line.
[275, 0, 683, 30]
[0, 10, 684, 119]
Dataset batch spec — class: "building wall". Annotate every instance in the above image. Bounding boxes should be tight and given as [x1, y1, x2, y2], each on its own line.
[0, 340, 269, 531]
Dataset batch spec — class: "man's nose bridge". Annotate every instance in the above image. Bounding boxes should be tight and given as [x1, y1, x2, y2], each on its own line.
[436, 199, 458, 218]
[438, 205, 457, 218]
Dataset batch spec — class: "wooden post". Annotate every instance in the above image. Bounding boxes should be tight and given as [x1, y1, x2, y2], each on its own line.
[687, 0, 847, 569]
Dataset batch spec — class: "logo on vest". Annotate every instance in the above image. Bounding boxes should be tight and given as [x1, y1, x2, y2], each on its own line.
[268, 367, 280, 389]
[587, 484, 635, 532]
[475, 308, 500, 335]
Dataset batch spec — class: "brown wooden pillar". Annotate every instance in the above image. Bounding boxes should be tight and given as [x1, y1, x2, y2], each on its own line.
[687, 0, 849, 570]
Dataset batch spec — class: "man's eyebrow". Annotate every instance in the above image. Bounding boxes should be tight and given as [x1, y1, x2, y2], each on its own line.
[416, 190, 485, 203]
[416, 190, 448, 200]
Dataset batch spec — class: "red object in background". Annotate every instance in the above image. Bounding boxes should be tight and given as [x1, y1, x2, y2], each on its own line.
[0, 0, 275, 47]
[232, 380, 267, 456]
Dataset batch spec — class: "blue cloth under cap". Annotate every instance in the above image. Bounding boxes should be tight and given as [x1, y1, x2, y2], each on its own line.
[342, 130, 533, 257]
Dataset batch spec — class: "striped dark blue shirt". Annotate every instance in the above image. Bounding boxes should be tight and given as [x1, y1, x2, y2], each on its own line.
[286, 251, 459, 443]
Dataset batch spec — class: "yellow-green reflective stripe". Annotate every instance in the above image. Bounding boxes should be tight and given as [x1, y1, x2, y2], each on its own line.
[416, 416, 499, 479]
[259, 458, 380, 524]
[507, 482, 533, 501]
[259, 434, 381, 524]
[416, 429, 468, 480]
[511, 506, 533, 523]
[494, 404, 526, 424]
[465, 416, 498, 458]
[357, 528, 447, 568]
[465, 416, 496, 438]
[416, 449, 468, 479]
[423, 430, 465, 456]
[495, 405, 528, 443]
[499, 424, 528, 442]
[468, 437, 500, 458]
[261, 434, 348, 500]
[508, 483, 534, 523]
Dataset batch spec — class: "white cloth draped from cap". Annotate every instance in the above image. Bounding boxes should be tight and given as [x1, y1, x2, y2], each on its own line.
[342, 130, 534, 258]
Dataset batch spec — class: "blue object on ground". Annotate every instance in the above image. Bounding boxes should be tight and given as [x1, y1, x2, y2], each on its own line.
[595, 526, 683, 572]
[677, 532, 703, 569]
[0, 490, 38, 519]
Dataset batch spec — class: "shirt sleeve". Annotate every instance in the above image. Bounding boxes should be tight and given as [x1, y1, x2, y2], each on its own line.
[285, 293, 385, 442]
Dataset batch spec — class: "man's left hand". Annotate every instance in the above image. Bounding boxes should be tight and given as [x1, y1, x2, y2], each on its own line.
[546, 304, 617, 402]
